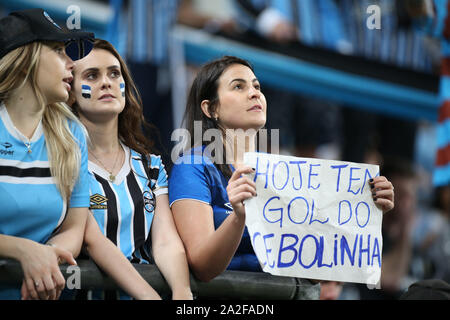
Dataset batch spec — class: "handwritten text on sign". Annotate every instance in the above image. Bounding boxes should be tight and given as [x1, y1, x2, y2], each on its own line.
[243, 152, 383, 286]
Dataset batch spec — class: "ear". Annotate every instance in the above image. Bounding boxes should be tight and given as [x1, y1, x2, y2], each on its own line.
[200, 99, 213, 119]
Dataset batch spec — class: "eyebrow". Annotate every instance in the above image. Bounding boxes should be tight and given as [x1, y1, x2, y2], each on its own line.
[229, 78, 259, 85]
[82, 65, 120, 74]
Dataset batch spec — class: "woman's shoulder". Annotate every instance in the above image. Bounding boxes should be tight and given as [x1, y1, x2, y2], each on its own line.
[173, 145, 215, 167]
[129, 148, 165, 166]
[66, 118, 88, 147]
[67, 117, 87, 137]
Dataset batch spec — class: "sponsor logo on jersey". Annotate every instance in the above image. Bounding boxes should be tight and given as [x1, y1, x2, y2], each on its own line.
[90, 193, 108, 209]
[0, 141, 14, 155]
[224, 202, 233, 215]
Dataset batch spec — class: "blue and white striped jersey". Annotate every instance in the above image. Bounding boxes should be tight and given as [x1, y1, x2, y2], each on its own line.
[0, 102, 90, 300]
[0, 103, 90, 244]
[117, 0, 180, 65]
[88, 143, 168, 264]
[339, 0, 434, 73]
[234, 0, 435, 73]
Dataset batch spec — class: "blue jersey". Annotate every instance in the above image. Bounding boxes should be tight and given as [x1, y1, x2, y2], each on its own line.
[0, 103, 90, 299]
[168, 146, 262, 272]
[88, 144, 168, 264]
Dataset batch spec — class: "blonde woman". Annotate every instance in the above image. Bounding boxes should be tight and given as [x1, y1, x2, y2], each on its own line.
[0, 9, 160, 300]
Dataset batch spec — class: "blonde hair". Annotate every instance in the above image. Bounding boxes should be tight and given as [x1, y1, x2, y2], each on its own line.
[0, 42, 83, 200]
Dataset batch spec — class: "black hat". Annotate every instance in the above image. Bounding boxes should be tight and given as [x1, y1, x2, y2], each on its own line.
[0, 8, 94, 60]
[400, 279, 450, 300]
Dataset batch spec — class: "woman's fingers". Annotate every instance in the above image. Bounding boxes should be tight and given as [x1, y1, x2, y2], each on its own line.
[20, 280, 30, 300]
[372, 188, 394, 200]
[373, 197, 395, 213]
[228, 182, 257, 198]
[370, 176, 395, 213]
[230, 192, 255, 205]
[227, 166, 257, 218]
[228, 176, 256, 189]
[52, 269, 66, 297]
[25, 277, 40, 300]
[20, 243, 72, 300]
[42, 274, 56, 300]
[228, 166, 255, 183]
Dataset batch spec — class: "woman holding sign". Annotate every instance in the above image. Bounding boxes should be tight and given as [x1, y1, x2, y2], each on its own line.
[169, 55, 395, 282]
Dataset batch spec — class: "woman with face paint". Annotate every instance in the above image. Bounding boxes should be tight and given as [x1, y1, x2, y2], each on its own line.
[69, 39, 192, 300]
[0, 9, 164, 300]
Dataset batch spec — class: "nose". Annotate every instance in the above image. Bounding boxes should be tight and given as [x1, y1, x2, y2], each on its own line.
[100, 73, 112, 89]
[66, 56, 75, 71]
[248, 86, 261, 100]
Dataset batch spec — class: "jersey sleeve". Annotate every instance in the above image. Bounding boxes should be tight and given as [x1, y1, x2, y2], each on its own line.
[168, 153, 212, 207]
[151, 154, 168, 197]
[68, 120, 90, 208]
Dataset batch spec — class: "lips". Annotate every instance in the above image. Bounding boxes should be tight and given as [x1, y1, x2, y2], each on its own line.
[99, 93, 115, 100]
[247, 105, 263, 112]
[63, 76, 73, 91]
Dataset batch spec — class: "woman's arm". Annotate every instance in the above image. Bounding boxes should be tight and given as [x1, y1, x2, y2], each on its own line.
[172, 200, 245, 282]
[12, 206, 86, 300]
[0, 234, 75, 300]
[151, 194, 193, 299]
[171, 166, 256, 282]
[46, 206, 89, 258]
[83, 213, 161, 300]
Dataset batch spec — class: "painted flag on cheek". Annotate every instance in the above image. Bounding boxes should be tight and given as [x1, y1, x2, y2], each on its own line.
[120, 83, 125, 97]
[82, 84, 91, 99]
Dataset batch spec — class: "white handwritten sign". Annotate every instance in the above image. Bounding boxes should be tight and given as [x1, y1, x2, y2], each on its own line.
[243, 152, 383, 286]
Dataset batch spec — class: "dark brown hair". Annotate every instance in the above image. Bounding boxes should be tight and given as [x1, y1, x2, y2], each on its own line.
[71, 39, 158, 156]
[183, 55, 254, 179]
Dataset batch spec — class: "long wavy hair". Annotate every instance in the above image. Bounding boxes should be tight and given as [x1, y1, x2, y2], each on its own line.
[0, 41, 83, 200]
[183, 56, 255, 179]
[70, 39, 157, 157]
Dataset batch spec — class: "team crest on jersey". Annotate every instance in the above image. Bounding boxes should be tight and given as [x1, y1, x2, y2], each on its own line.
[90, 193, 108, 209]
[143, 190, 155, 213]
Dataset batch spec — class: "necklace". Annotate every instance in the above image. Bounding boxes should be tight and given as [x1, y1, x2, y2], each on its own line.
[24, 140, 32, 153]
[12, 128, 33, 154]
[89, 146, 121, 182]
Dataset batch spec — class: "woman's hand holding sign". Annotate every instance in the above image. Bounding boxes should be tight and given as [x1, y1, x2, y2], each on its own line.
[370, 176, 395, 214]
[227, 166, 257, 220]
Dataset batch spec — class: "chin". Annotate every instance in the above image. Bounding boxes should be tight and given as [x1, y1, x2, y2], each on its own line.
[239, 122, 266, 132]
[254, 118, 266, 130]
[48, 93, 69, 105]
